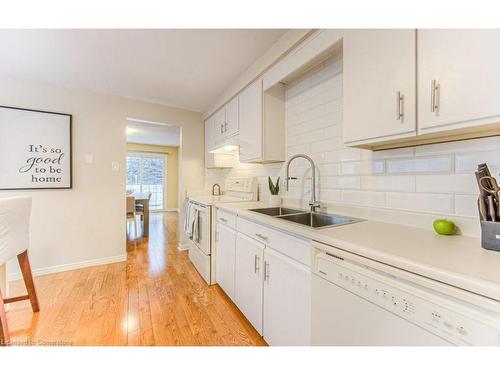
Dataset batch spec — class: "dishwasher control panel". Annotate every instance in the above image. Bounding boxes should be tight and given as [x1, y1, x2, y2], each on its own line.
[313, 248, 500, 346]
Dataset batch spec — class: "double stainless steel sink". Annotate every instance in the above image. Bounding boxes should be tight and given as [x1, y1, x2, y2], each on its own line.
[248, 207, 361, 229]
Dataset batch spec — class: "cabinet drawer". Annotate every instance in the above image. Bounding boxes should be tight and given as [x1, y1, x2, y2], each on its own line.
[217, 209, 236, 229]
[236, 217, 310, 266]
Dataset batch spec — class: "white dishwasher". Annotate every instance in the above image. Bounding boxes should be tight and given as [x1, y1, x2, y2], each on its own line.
[311, 241, 500, 346]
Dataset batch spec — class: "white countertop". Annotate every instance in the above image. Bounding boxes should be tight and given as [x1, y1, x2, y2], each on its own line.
[215, 201, 500, 302]
[188, 194, 250, 206]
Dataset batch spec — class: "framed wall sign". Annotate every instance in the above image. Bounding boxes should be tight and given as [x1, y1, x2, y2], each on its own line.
[0, 105, 72, 190]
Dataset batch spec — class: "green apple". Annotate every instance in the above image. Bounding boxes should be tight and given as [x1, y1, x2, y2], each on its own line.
[433, 218, 457, 235]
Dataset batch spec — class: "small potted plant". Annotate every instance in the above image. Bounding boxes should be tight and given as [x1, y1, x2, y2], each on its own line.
[268, 176, 281, 206]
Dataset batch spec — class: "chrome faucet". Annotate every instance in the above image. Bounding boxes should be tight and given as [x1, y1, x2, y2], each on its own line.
[285, 154, 320, 212]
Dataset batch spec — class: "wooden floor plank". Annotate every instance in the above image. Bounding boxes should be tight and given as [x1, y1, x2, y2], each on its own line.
[6, 212, 266, 346]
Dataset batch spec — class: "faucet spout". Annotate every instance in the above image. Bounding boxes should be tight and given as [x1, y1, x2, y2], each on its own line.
[285, 154, 320, 212]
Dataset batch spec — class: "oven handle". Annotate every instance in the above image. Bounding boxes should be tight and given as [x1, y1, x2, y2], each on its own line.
[190, 200, 208, 212]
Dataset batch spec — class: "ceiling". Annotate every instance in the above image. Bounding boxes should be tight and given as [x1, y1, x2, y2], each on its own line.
[126, 120, 180, 146]
[0, 29, 287, 113]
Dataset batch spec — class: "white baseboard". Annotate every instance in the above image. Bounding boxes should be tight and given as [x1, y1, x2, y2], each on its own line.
[177, 242, 189, 252]
[7, 253, 127, 281]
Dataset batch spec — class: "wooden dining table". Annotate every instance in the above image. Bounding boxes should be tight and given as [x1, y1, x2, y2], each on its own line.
[130, 192, 151, 237]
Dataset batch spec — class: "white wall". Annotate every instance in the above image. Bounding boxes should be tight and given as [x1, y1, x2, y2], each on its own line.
[0, 74, 204, 278]
[206, 53, 495, 222]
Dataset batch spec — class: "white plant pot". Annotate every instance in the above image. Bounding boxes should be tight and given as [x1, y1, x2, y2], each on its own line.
[268, 195, 281, 206]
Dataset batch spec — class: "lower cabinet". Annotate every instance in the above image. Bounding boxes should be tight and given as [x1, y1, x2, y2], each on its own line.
[263, 247, 311, 346]
[215, 222, 236, 300]
[230, 230, 311, 345]
[215, 212, 311, 345]
[234, 233, 265, 334]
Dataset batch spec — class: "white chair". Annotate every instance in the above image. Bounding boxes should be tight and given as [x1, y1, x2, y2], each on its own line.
[0, 196, 39, 346]
[126, 196, 138, 237]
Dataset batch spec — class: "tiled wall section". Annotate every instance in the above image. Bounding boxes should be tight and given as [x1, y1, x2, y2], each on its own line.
[205, 54, 500, 218]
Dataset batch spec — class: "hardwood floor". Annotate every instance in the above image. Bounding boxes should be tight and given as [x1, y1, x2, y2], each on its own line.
[6, 212, 266, 346]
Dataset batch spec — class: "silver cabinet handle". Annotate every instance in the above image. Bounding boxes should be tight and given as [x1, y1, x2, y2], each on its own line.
[220, 123, 224, 133]
[431, 79, 440, 113]
[219, 217, 227, 223]
[255, 233, 269, 241]
[224, 122, 228, 133]
[397, 91, 404, 120]
[264, 261, 270, 281]
[254, 255, 260, 273]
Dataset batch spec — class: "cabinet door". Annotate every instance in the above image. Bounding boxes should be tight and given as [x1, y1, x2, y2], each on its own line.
[238, 79, 263, 162]
[343, 29, 416, 144]
[234, 233, 264, 334]
[204, 116, 215, 168]
[263, 247, 311, 345]
[215, 223, 236, 300]
[224, 96, 239, 137]
[418, 30, 500, 133]
[213, 107, 226, 146]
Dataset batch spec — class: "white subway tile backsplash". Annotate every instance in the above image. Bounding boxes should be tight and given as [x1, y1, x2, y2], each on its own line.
[416, 174, 478, 194]
[386, 156, 453, 174]
[311, 137, 343, 152]
[320, 189, 343, 202]
[320, 163, 341, 176]
[287, 129, 325, 147]
[455, 151, 500, 173]
[322, 176, 360, 190]
[387, 192, 454, 214]
[415, 136, 500, 156]
[361, 176, 415, 192]
[339, 148, 362, 161]
[372, 147, 415, 160]
[341, 190, 387, 207]
[455, 195, 479, 217]
[206, 53, 491, 219]
[341, 161, 384, 175]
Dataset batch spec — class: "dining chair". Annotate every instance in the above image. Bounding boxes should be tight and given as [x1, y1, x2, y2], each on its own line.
[0, 196, 39, 346]
[136, 192, 152, 221]
[126, 196, 138, 237]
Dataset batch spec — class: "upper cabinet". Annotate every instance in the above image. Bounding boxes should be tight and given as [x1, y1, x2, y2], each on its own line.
[239, 80, 263, 162]
[205, 116, 235, 169]
[239, 79, 286, 163]
[224, 96, 239, 137]
[344, 29, 500, 150]
[212, 107, 226, 146]
[418, 30, 500, 134]
[214, 96, 239, 145]
[343, 29, 417, 146]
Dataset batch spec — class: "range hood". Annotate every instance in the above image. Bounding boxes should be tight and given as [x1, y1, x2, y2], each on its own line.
[209, 135, 239, 155]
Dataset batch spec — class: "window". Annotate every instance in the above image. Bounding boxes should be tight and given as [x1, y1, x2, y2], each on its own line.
[126, 153, 166, 210]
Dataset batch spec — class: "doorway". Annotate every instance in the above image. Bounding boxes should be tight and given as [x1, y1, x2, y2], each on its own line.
[125, 118, 181, 240]
[126, 152, 167, 211]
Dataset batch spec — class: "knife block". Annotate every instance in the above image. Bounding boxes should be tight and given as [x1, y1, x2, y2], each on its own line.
[480, 221, 500, 251]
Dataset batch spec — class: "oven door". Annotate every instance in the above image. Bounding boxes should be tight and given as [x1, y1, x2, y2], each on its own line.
[191, 202, 211, 255]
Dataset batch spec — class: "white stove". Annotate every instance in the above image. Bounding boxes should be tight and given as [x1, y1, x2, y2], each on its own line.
[187, 178, 257, 284]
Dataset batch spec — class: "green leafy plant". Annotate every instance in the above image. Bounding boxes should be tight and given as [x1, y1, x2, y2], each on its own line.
[268, 176, 280, 196]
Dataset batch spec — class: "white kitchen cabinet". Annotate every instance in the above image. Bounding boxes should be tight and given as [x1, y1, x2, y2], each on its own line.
[343, 29, 417, 146]
[205, 116, 216, 168]
[263, 247, 311, 346]
[224, 96, 239, 137]
[215, 222, 236, 300]
[213, 107, 226, 146]
[418, 29, 500, 134]
[239, 79, 286, 163]
[205, 115, 235, 169]
[234, 232, 264, 334]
